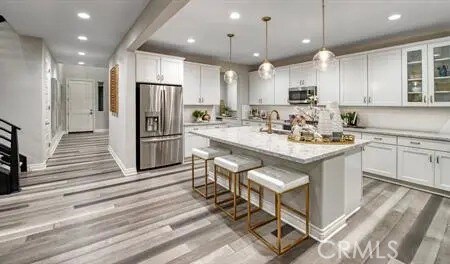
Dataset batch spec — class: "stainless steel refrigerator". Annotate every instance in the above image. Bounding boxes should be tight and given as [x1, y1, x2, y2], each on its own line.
[137, 83, 183, 170]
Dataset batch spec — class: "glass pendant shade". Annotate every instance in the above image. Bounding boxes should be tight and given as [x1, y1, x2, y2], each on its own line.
[313, 48, 337, 72]
[258, 60, 275, 80]
[224, 69, 238, 84]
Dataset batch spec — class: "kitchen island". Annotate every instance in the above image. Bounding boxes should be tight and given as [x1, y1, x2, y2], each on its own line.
[191, 126, 371, 241]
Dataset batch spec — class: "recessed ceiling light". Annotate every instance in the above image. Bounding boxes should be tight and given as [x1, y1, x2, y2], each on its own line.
[78, 61, 85, 65]
[230, 12, 240, 20]
[78, 35, 88, 41]
[253, 52, 260, 57]
[388, 14, 401, 21]
[77, 12, 90, 19]
[78, 51, 86, 56]
[187, 37, 195, 43]
[302, 39, 311, 44]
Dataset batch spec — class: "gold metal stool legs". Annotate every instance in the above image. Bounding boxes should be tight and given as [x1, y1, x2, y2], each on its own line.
[191, 155, 215, 199]
[214, 165, 262, 221]
[247, 179, 310, 255]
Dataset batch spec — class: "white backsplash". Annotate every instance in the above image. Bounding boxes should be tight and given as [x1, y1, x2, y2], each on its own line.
[250, 105, 450, 133]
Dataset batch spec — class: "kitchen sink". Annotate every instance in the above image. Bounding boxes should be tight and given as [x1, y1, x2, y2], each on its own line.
[259, 127, 290, 135]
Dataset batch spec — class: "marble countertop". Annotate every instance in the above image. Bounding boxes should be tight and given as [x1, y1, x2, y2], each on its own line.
[344, 127, 450, 142]
[191, 126, 371, 164]
[184, 121, 225, 127]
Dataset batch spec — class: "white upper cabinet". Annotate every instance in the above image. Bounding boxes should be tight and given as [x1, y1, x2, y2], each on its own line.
[435, 151, 450, 191]
[183, 62, 201, 105]
[200, 65, 220, 105]
[368, 49, 402, 106]
[136, 52, 184, 85]
[317, 63, 340, 105]
[428, 40, 450, 106]
[289, 62, 317, 87]
[274, 66, 290, 105]
[183, 62, 220, 105]
[402, 45, 428, 106]
[136, 53, 160, 83]
[340, 55, 368, 106]
[249, 71, 274, 105]
[160, 57, 183, 85]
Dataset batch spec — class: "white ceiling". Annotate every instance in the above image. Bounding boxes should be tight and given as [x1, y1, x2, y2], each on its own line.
[147, 0, 450, 65]
[0, 0, 150, 67]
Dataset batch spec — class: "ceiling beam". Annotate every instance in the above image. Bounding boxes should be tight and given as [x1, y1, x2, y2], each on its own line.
[124, 0, 190, 52]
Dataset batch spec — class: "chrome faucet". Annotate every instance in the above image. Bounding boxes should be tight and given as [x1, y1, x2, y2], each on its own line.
[267, 110, 280, 134]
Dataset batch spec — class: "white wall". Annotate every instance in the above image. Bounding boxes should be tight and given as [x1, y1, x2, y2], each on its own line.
[62, 64, 109, 130]
[0, 23, 45, 165]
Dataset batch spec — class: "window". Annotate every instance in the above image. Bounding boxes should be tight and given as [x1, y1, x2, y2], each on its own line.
[98, 81, 104, 111]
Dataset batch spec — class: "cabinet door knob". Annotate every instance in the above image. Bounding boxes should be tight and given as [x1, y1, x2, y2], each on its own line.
[430, 95, 434, 103]
[429, 155, 433, 163]
[368, 97, 372, 103]
[436, 156, 440, 164]
[363, 96, 367, 103]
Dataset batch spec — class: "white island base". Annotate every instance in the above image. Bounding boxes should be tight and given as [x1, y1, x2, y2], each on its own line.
[192, 127, 370, 242]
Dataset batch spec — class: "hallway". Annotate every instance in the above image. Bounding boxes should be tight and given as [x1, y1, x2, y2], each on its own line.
[20, 132, 122, 192]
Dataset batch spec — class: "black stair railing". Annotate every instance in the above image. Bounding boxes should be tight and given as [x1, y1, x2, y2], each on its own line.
[0, 117, 24, 194]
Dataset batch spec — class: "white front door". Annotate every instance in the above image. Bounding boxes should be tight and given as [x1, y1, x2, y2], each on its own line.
[68, 80, 94, 132]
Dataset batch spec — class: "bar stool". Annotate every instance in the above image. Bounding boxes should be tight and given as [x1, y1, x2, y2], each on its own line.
[214, 154, 262, 221]
[247, 166, 310, 255]
[191, 147, 230, 199]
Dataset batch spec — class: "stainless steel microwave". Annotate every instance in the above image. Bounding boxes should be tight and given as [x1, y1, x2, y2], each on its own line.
[288, 86, 317, 104]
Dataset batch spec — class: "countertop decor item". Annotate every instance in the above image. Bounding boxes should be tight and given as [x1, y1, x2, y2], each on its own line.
[192, 110, 205, 122]
[287, 133, 354, 145]
[258, 16, 275, 80]
[202, 111, 211, 121]
[312, 0, 337, 72]
[224, 33, 238, 84]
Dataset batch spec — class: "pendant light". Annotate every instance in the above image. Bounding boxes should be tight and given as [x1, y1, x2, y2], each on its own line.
[224, 33, 238, 84]
[258, 16, 275, 80]
[313, 0, 337, 71]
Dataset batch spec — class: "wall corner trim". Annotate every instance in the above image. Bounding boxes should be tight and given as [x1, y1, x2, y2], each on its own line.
[108, 145, 137, 176]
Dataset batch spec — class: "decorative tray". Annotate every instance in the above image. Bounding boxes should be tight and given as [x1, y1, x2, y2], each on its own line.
[287, 134, 355, 145]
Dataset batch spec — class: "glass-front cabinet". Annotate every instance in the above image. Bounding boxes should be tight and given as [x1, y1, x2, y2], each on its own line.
[402, 45, 427, 106]
[428, 41, 450, 106]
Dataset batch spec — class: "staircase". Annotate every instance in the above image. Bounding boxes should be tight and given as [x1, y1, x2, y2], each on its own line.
[0, 118, 26, 194]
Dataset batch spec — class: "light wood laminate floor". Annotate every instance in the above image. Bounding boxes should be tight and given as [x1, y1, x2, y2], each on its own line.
[0, 132, 449, 264]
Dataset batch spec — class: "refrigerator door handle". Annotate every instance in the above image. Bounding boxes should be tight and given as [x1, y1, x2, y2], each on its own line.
[160, 87, 164, 133]
[162, 88, 166, 133]
[141, 135, 182, 143]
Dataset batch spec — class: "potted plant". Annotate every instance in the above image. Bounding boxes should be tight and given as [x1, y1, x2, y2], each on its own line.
[192, 110, 205, 122]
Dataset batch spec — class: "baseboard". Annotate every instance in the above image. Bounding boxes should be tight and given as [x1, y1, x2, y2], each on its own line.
[49, 131, 65, 157]
[209, 172, 347, 242]
[94, 129, 109, 133]
[364, 173, 450, 198]
[108, 145, 137, 176]
[28, 162, 47, 171]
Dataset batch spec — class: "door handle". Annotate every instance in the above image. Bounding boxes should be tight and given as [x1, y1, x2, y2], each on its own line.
[410, 141, 421, 145]
[368, 97, 372, 103]
[430, 95, 434, 103]
[363, 96, 367, 103]
[161, 75, 164, 82]
[429, 155, 433, 163]
[141, 135, 182, 143]
[436, 156, 440, 164]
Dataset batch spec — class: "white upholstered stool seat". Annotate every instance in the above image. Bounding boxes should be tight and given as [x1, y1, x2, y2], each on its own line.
[247, 166, 309, 193]
[214, 154, 262, 173]
[192, 147, 231, 160]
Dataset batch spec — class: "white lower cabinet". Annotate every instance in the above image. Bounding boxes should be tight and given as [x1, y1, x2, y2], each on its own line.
[184, 127, 209, 158]
[362, 143, 397, 178]
[435, 151, 450, 191]
[397, 146, 435, 187]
